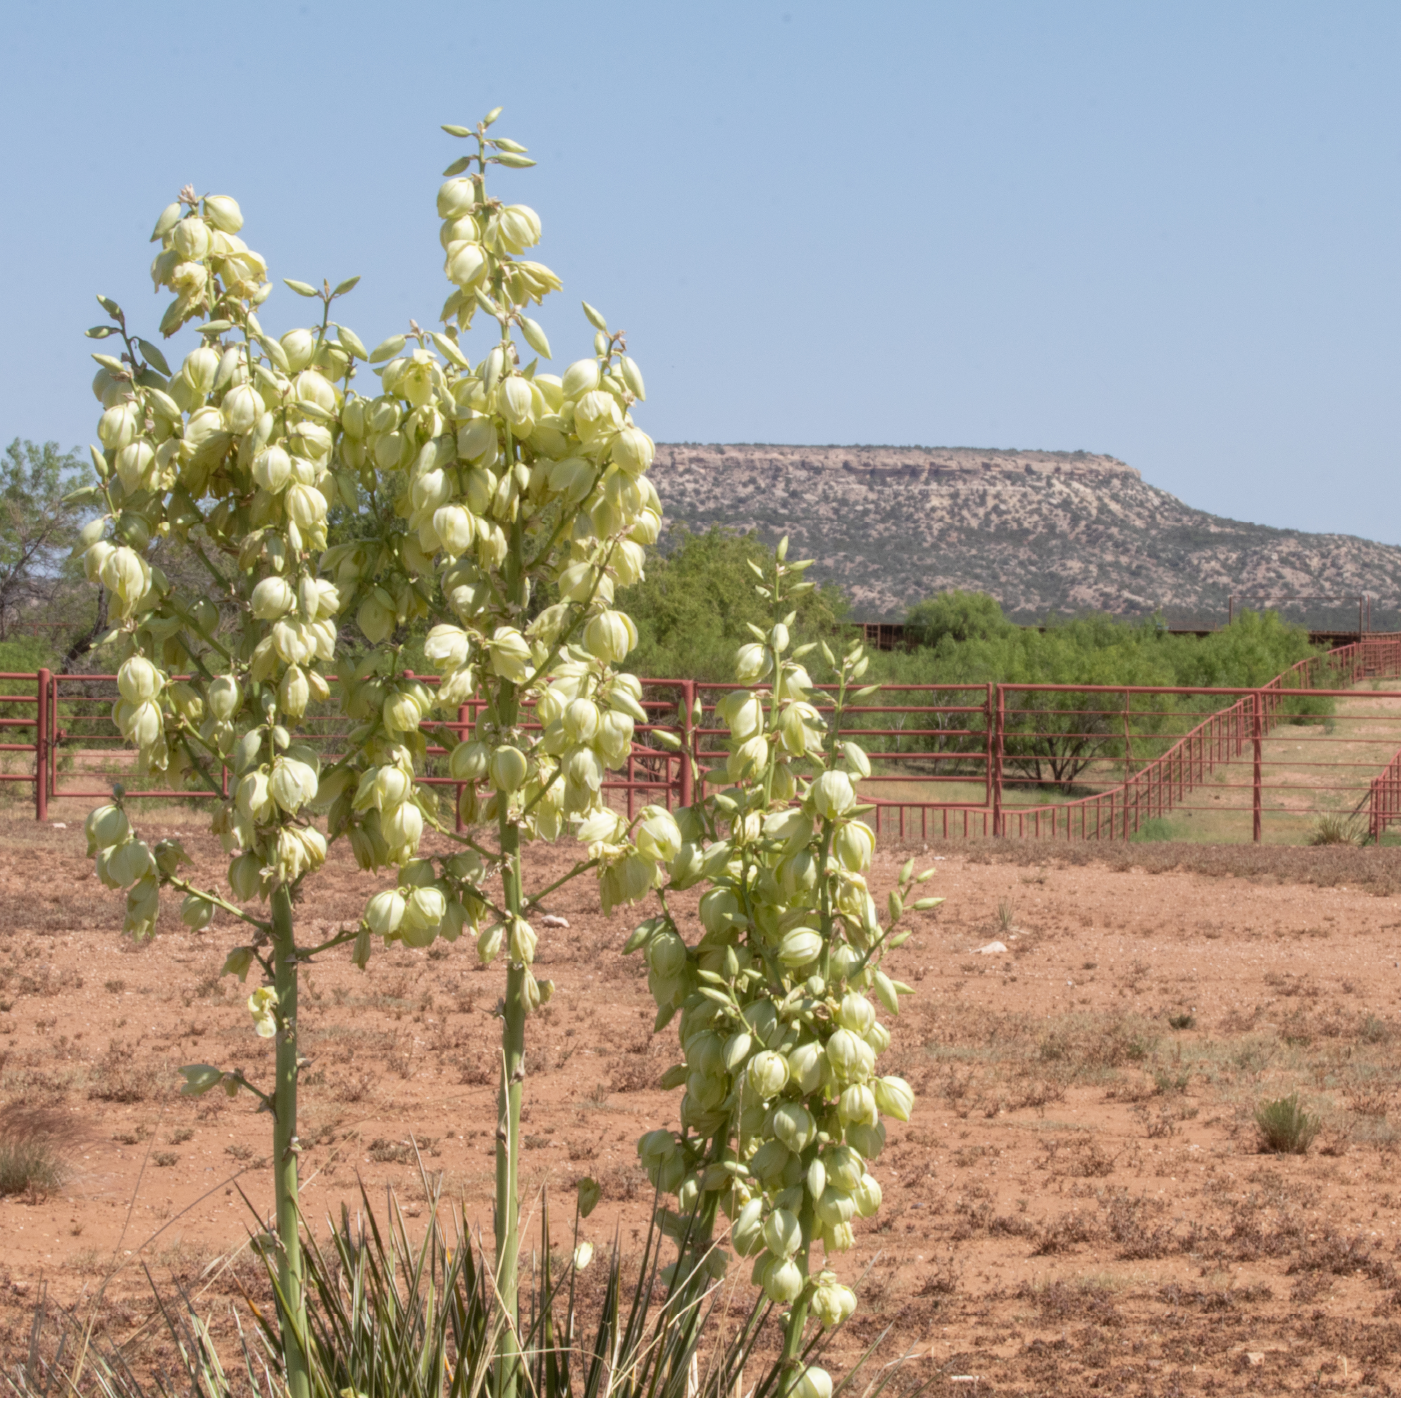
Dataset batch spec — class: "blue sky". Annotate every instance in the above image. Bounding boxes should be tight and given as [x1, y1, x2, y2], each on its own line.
[2, 1, 1396, 541]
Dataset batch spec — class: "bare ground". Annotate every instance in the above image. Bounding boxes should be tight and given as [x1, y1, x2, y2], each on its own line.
[1, 814, 1401, 1394]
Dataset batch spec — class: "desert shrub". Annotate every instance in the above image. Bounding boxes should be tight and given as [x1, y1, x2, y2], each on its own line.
[1255, 1093, 1320, 1154]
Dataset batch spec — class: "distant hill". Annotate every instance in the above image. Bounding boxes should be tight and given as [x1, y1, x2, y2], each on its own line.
[650, 444, 1401, 627]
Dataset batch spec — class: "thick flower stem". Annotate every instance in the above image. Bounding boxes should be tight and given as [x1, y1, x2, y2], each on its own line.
[493, 505, 528, 1395]
[270, 883, 309, 1397]
[494, 814, 526, 1393]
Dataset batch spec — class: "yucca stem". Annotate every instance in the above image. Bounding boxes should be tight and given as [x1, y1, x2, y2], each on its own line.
[493, 507, 528, 1396]
[270, 883, 310, 1396]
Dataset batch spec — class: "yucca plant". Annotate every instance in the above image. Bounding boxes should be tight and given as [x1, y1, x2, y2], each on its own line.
[75, 104, 663, 1394]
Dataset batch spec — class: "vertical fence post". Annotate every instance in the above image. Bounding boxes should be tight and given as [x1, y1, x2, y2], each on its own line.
[991, 685, 1004, 837]
[35, 668, 49, 822]
[1252, 692, 1263, 843]
[983, 682, 994, 815]
[1122, 689, 1132, 784]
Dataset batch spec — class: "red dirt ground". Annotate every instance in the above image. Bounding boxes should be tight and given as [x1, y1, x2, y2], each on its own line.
[2, 816, 1401, 1395]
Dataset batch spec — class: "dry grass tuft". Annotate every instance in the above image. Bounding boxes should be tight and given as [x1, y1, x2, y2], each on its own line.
[0, 1104, 77, 1198]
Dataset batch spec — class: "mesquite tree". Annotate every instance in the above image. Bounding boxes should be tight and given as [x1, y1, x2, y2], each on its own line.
[77, 109, 662, 1393]
[624, 550, 934, 1398]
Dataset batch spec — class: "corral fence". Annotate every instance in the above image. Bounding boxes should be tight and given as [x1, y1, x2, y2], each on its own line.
[7, 632, 1401, 844]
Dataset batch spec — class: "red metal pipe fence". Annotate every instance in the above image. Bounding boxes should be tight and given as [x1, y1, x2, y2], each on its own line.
[7, 632, 1401, 843]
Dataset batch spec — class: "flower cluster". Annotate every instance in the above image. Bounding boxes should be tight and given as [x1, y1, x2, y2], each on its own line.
[79, 114, 660, 1012]
[622, 551, 936, 1392]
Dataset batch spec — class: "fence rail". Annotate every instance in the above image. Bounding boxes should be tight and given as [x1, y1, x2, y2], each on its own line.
[4, 634, 1401, 844]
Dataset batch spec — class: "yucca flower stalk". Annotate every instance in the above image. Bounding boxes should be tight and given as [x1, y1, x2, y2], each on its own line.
[77, 107, 661, 1396]
[618, 544, 936, 1397]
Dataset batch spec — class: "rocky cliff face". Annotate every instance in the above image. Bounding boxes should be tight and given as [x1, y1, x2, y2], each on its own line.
[649, 444, 1401, 625]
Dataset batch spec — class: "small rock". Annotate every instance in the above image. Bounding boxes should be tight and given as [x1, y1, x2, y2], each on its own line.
[540, 915, 569, 929]
[11, 1281, 28, 1295]
[1246, 1351, 1265, 1366]
[974, 940, 1007, 955]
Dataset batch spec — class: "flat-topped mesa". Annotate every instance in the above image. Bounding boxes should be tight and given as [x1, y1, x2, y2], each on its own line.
[653, 444, 1142, 483]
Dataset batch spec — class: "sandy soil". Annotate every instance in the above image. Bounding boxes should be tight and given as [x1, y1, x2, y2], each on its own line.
[2, 816, 1401, 1395]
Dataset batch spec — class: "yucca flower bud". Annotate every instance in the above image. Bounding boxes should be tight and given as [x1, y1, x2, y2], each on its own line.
[248, 986, 278, 1039]
[101, 546, 150, 608]
[489, 745, 528, 792]
[221, 383, 261, 435]
[508, 916, 537, 963]
[431, 505, 475, 555]
[762, 1256, 803, 1304]
[253, 445, 292, 493]
[561, 358, 601, 400]
[251, 576, 295, 620]
[381, 800, 424, 851]
[853, 1173, 882, 1217]
[838, 1084, 877, 1126]
[382, 689, 423, 735]
[748, 1050, 789, 1100]
[734, 642, 771, 685]
[498, 375, 534, 432]
[437, 178, 476, 219]
[487, 627, 533, 683]
[228, 852, 263, 902]
[731, 1198, 765, 1256]
[611, 427, 654, 476]
[495, 204, 541, 253]
[812, 1273, 857, 1329]
[583, 610, 637, 665]
[872, 1075, 914, 1122]
[635, 805, 681, 863]
[105, 838, 154, 888]
[365, 889, 405, 937]
[449, 741, 489, 782]
[773, 1101, 816, 1152]
[117, 656, 162, 705]
[810, 769, 856, 820]
[172, 216, 211, 261]
[647, 929, 687, 980]
[456, 415, 496, 463]
[180, 893, 215, 930]
[178, 346, 218, 396]
[402, 887, 447, 946]
[836, 992, 876, 1037]
[85, 803, 130, 857]
[202, 195, 243, 232]
[269, 757, 318, 813]
[825, 1027, 863, 1080]
[785, 1040, 824, 1095]
[286, 483, 328, 528]
[207, 675, 242, 723]
[358, 589, 397, 644]
[762, 1208, 802, 1259]
[573, 389, 621, 443]
[777, 926, 822, 968]
[477, 921, 504, 964]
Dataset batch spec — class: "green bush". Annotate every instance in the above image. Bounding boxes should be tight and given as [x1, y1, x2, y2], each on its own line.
[617, 524, 849, 680]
